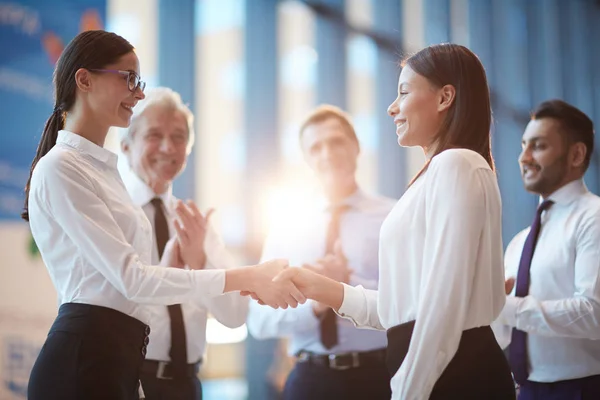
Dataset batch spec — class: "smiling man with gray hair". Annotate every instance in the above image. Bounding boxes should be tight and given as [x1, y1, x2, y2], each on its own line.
[120, 87, 248, 400]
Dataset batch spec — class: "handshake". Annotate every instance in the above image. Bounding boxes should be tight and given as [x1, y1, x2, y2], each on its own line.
[162, 200, 345, 310]
[236, 259, 310, 309]
[234, 240, 352, 310]
[231, 258, 345, 312]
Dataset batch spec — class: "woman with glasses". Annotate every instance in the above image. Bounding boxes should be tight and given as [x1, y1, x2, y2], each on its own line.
[23, 30, 304, 400]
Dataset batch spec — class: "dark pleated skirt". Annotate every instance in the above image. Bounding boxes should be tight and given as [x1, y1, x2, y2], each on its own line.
[28, 303, 150, 400]
[386, 320, 516, 399]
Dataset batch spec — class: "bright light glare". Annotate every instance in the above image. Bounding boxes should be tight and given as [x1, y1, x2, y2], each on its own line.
[261, 184, 318, 234]
[205, 318, 247, 345]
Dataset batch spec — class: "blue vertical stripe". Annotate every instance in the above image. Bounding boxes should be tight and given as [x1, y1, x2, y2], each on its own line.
[316, 0, 347, 108]
[158, 0, 196, 200]
[424, 0, 451, 45]
[374, 0, 406, 197]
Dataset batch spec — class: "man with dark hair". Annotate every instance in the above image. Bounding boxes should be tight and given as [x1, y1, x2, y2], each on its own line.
[247, 105, 394, 400]
[494, 99, 600, 399]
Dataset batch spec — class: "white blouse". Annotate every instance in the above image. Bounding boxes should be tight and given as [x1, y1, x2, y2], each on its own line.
[28, 130, 225, 324]
[338, 149, 506, 400]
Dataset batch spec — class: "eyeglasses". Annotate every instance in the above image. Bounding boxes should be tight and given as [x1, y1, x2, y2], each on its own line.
[89, 69, 146, 93]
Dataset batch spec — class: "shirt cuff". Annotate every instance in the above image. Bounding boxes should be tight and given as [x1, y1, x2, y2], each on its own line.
[499, 296, 522, 327]
[191, 269, 226, 298]
[336, 284, 363, 326]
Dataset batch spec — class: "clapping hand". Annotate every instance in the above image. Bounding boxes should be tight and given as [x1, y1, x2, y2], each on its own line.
[302, 240, 352, 284]
[172, 200, 214, 270]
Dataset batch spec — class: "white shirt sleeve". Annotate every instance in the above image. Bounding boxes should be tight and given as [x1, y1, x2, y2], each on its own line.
[36, 154, 226, 305]
[394, 153, 489, 400]
[337, 284, 384, 330]
[497, 211, 600, 339]
[202, 226, 249, 328]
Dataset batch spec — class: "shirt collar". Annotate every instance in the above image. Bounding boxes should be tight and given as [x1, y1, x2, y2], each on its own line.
[57, 130, 118, 167]
[320, 188, 368, 213]
[543, 179, 588, 206]
[120, 165, 173, 207]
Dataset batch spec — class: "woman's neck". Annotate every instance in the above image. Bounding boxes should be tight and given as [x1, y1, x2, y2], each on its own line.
[64, 109, 109, 147]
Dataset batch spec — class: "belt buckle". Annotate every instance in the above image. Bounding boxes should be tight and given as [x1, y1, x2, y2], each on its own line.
[328, 353, 359, 370]
[297, 352, 310, 363]
[156, 361, 173, 380]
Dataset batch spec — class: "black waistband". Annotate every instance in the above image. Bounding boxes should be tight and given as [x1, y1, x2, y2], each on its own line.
[386, 320, 515, 398]
[50, 303, 150, 345]
[386, 320, 493, 377]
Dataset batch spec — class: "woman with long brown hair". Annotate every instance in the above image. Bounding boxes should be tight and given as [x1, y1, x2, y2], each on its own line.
[272, 43, 516, 399]
[24, 30, 303, 400]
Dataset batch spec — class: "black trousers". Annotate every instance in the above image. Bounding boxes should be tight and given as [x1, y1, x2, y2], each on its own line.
[387, 320, 516, 399]
[282, 359, 391, 400]
[28, 303, 149, 400]
[140, 371, 202, 400]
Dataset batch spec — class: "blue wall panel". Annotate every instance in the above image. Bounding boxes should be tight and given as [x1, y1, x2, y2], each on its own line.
[158, 0, 196, 200]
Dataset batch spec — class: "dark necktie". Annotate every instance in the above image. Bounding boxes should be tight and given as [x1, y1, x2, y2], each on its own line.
[509, 199, 554, 385]
[320, 204, 349, 350]
[150, 198, 188, 377]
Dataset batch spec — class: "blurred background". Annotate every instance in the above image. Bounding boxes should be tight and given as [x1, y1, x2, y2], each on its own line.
[0, 0, 599, 399]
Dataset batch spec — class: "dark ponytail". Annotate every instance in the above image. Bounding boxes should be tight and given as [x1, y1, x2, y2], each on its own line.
[21, 30, 133, 221]
[21, 108, 64, 221]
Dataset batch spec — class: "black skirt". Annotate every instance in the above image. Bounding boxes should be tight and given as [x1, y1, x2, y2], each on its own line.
[28, 303, 150, 400]
[386, 320, 516, 399]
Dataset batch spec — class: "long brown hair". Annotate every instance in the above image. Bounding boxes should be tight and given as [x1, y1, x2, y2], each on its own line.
[406, 43, 494, 185]
[21, 30, 133, 221]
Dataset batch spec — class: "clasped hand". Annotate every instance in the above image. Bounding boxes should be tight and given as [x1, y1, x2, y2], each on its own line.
[239, 259, 308, 309]
[241, 241, 349, 311]
[241, 264, 329, 310]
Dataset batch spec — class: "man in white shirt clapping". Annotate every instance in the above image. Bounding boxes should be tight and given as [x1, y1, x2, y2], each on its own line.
[120, 87, 248, 400]
[494, 99, 600, 400]
[247, 105, 395, 400]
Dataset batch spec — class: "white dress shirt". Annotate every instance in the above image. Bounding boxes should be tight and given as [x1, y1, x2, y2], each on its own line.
[28, 130, 226, 325]
[338, 149, 506, 400]
[246, 189, 395, 356]
[492, 179, 600, 382]
[120, 168, 248, 363]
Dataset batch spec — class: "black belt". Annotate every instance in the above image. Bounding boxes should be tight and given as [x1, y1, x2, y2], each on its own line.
[141, 359, 201, 380]
[296, 348, 386, 370]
